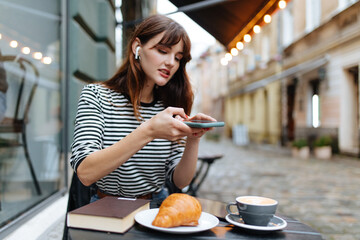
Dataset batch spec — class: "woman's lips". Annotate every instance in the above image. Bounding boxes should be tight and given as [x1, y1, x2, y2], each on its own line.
[159, 69, 170, 78]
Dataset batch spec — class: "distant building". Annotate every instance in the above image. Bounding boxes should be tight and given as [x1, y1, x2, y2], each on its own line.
[282, 0, 360, 156]
[193, 0, 360, 156]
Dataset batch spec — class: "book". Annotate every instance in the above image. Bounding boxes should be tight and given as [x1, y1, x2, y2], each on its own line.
[67, 196, 150, 233]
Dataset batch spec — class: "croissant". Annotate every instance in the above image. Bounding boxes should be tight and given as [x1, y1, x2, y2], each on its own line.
[152, 193, 202, 228]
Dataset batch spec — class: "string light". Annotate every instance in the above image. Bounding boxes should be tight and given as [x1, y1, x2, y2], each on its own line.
[230, 48, 238, 56]
[10, 40, 18, 48]
[236, 42, 244, 50]
[41, 56, 52, 64]
[220, 58, 228, 66]
[253, 25, 261, 34]
[225, 53, 232, 61]
[244, 34, 252, 43]
[264, 14, 272, 23]
[1, 33, 53, 65]
[222, 2, 288, 66]
[278, 0, 286, 9]
[21, 47, 31, 54]
[32, 52, 42, 60]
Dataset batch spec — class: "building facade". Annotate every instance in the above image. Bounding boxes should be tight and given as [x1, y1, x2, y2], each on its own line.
[196, 0, 360, 156]
[283, 0, 360, 155]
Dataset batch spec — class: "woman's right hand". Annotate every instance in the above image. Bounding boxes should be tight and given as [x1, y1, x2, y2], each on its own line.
[142, 107, 193, 141]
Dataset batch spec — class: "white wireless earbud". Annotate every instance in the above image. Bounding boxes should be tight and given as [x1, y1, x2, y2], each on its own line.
[135, 46, 140, 60]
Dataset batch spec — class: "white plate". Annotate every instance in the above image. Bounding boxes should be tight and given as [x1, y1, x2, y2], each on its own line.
[135, 208, 219, 234]
[225, 214, 287, 232]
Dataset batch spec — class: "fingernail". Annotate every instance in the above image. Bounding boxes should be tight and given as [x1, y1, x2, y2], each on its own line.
[185, 114, 189, 118]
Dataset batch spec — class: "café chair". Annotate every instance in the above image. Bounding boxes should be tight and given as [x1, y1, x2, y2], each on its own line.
[0, 53, 41, 195]
[62, 172, 97, 240]
[184, 154, 224, 196]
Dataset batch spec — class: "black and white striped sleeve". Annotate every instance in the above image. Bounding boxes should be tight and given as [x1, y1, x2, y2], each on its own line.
[70, 85, 105, 172]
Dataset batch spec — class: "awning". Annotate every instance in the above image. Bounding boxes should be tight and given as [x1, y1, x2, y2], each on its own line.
[169, 0, 283, 50]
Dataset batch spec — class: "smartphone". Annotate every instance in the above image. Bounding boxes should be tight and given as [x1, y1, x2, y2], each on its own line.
[183, 120, 225, 128]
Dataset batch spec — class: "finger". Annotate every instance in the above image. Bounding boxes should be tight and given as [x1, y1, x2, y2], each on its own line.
[172, 117, 193, 133]
[190, 128, 204, 134]
[174, 115, 185, 121]
[189, 113, 216, 121]
[167, 107, 187, 119]
[192, 130, 206, 137]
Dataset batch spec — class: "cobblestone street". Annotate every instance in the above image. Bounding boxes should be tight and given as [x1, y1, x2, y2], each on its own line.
[196, 137, 360, 240]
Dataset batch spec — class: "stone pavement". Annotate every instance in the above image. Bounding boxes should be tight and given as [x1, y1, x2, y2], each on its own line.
[196, 137, 360, 240]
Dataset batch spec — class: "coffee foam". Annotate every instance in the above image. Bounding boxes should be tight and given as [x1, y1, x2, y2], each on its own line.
[237, 196, 277, 205]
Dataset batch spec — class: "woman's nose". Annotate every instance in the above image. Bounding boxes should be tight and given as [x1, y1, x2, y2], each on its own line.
[165, 55, 175, 67]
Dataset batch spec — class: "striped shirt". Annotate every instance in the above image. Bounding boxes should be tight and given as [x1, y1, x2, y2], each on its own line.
[70, 84, 185, 198]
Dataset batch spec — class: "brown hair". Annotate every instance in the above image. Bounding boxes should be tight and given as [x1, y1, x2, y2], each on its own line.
[104, 14, 193, 119]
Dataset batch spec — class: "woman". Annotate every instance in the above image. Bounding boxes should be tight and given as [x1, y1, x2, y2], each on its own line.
[70, 14, 216, 202]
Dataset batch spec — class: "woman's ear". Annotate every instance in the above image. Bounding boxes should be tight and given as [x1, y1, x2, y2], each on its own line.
[131, 38, 141, 56]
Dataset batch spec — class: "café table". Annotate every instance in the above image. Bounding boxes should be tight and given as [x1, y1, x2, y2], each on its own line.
[68, 198, 323, 240]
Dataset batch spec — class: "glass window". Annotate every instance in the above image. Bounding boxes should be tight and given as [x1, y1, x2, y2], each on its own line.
[251, 93, 255, 121]
[261, 35, 270, 64]
[237, 56, 245, 77]
[282, 1, 294, 47]
[229, 61, 237, 82]
[309, 80, 320, 128]
[338, 0, 358, 11]
[0, 0, 63, 229]
[246, 49, 255, 72]
[312, 94, 320, 128]
[305, 0, 321, 33]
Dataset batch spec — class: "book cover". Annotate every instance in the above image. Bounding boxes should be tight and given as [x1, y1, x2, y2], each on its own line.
[67, 196, 150, 233]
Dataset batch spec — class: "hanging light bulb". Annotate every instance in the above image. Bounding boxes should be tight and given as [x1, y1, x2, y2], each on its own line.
[41, 56, 52, 64]
[10, 40, 18, 48]
[244, 34, 252, 43]
[220, 57, 228, 66]
[225, 53, 232, 61]
[21, 47, 31, 55]
[279, 0, 286, 9]
[236, 41, 244, 50]
[264, 14, 272, 23]
[33, 52, 43, 60]
[253, 25, 261, 34]
[230, 48, 239, 56]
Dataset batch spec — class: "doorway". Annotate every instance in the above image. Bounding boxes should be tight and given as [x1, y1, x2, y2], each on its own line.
[286, 82, 296, 141]
[348, 66, 359, 155]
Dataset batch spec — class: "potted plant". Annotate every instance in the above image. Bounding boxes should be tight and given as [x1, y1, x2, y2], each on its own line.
[291, 139, 310, 159]
[313, 135, 332, 159]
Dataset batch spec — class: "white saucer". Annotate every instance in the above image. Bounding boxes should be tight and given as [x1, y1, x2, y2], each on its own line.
[225, 214, 287, 231]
